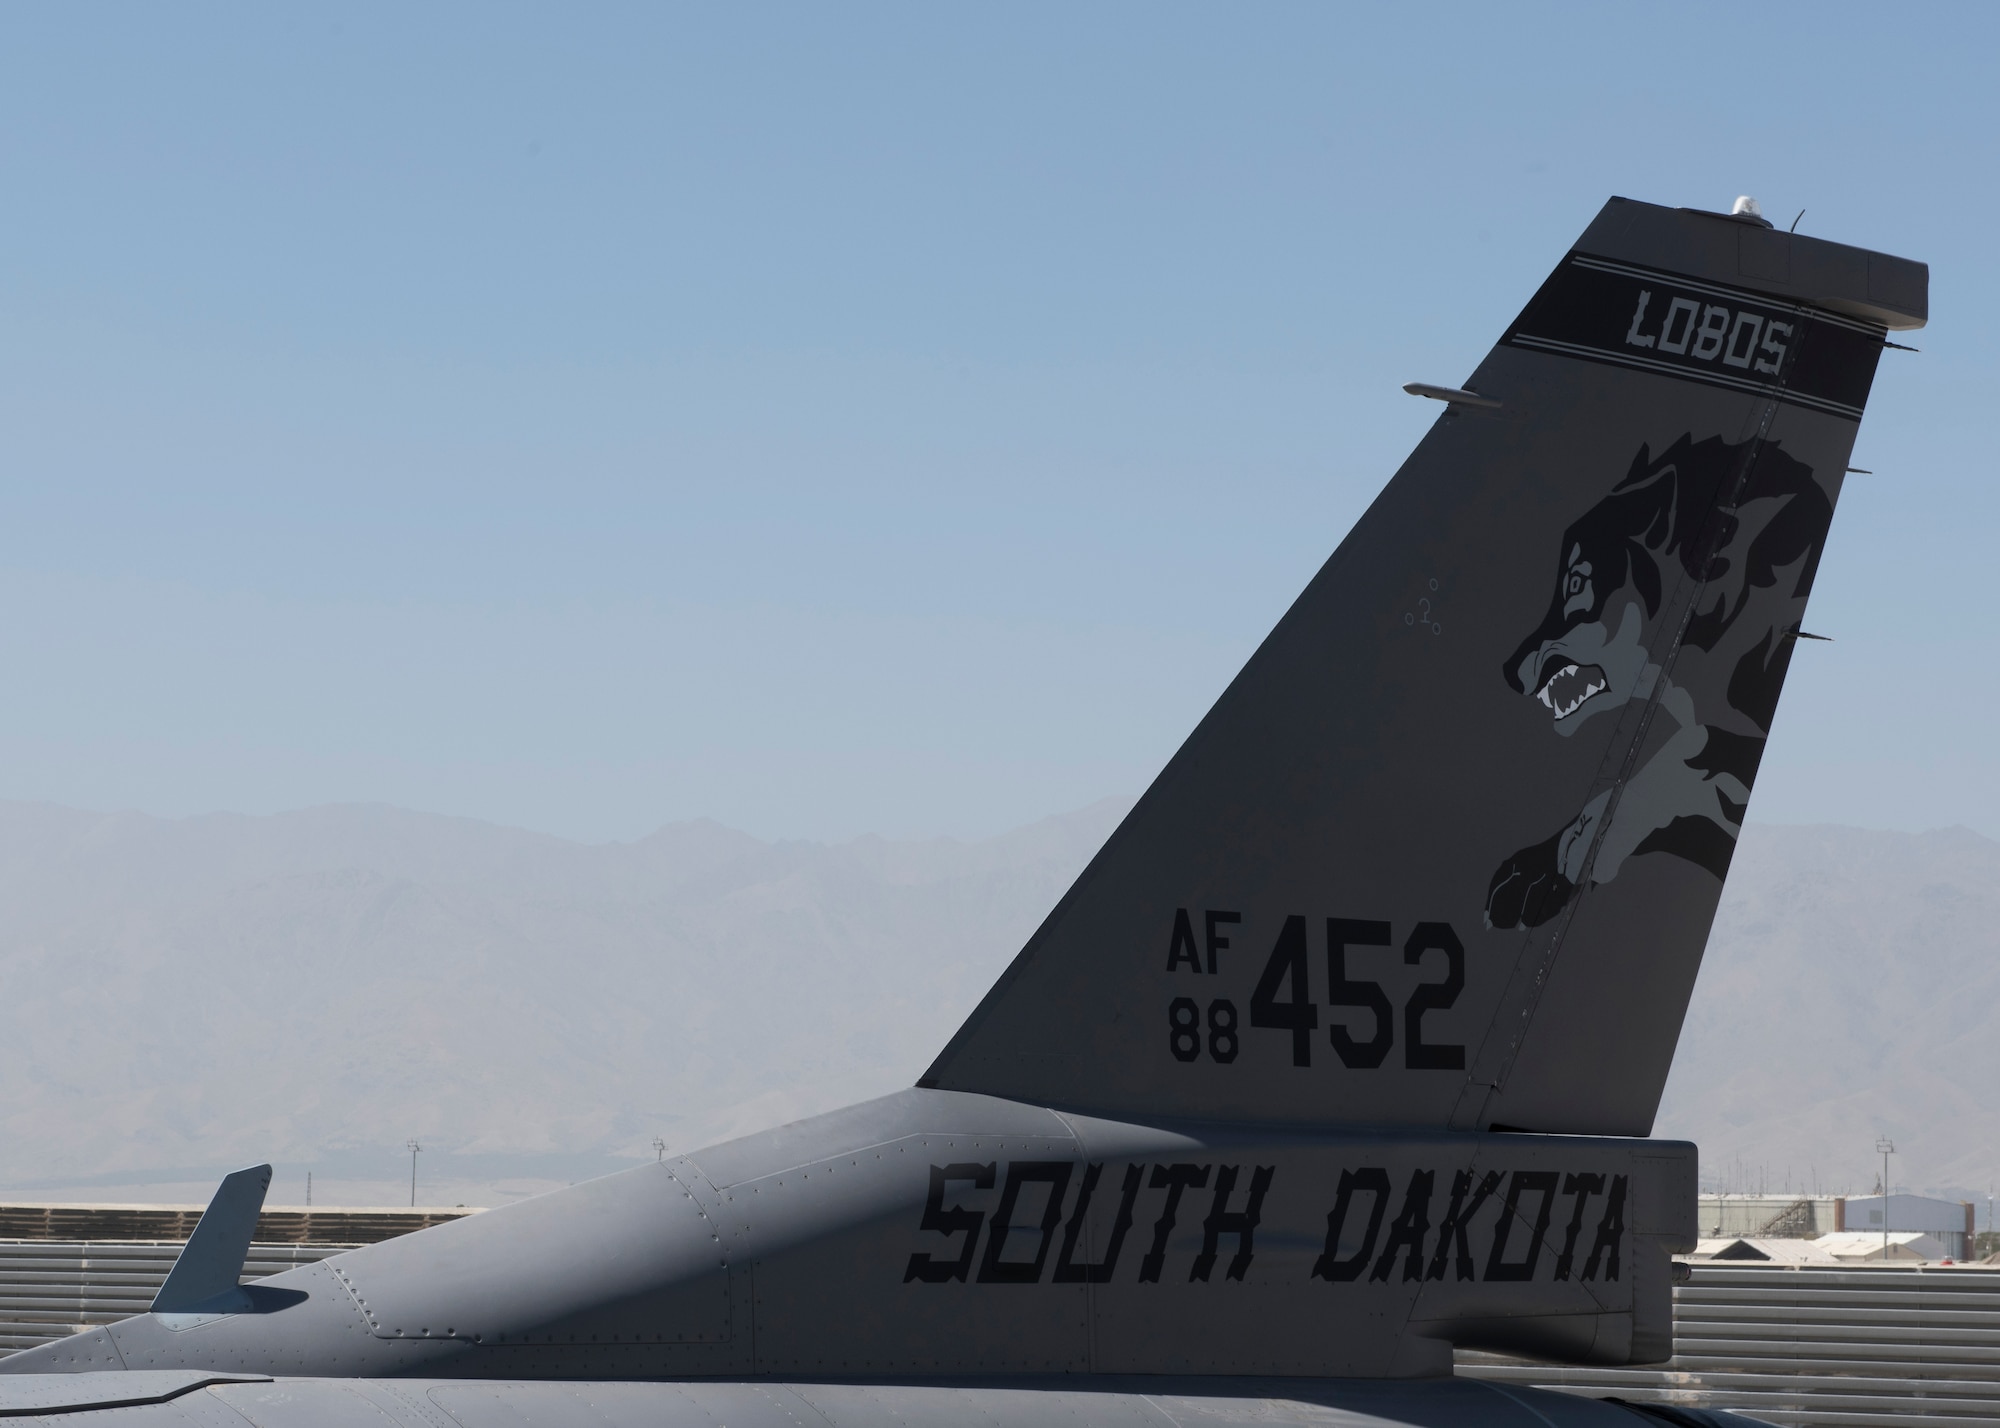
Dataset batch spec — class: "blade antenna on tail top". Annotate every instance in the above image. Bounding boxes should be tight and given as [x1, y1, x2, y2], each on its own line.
[152, 1164, 272, 1317]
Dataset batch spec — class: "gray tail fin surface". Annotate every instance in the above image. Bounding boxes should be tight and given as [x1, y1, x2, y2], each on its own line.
[924, 197, 1926, 1136]
[151, 1163, 272, 1316]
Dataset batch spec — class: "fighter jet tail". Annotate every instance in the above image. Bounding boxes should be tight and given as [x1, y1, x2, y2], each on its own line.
[925, 197, 1925, 1137]
[0, 202, 1931, 1394]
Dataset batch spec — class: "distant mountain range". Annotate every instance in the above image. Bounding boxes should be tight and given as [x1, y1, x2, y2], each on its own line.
[0, 801, 1987, 1208]
[0, 798, 1124, 1205]
[1654, 822, 2000, 1205]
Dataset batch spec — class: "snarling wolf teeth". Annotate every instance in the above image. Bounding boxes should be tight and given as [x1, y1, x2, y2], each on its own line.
[1534, 660, 1610, 720]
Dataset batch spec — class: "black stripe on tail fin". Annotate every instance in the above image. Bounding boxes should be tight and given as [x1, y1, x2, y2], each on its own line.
[923, 197, 1925, 1136]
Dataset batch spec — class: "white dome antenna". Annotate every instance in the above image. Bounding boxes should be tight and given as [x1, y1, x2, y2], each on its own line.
[1729, 195, 1773, 228]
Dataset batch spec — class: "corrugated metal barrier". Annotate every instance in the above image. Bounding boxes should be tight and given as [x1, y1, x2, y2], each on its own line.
[2, 1246, 1993, 1425]
[0, 1206, 471, 1243]
[0, 1205, 476, 1354]
[1460, 1262, 2000, 1426]
[0, 1242, 348, 1353]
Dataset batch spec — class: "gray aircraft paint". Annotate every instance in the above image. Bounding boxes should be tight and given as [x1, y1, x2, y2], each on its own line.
[0, 1370, 1769, 1428]
[0, 198, 1926, 1428]
[18, 1092, 1691, 1377]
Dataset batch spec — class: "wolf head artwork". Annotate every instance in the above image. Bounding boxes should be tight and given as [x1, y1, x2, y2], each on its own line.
[1485, 433, 1835, 931]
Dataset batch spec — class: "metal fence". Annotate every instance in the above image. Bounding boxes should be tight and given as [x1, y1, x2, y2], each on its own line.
[3, 1246, 1994, 1425]
[0, 1241, 349, 1354]
[0, 1204, 474, 1354]
[1460, 1262, 2000, 1426]
[0, 1207, 468, 1244]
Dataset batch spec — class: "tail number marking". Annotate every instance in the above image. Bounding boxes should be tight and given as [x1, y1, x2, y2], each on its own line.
[1168, 909, 1465, 1070]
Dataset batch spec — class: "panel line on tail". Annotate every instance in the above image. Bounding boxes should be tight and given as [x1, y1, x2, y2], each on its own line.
[1502, 254, 1884, 422]
[1506, 335, 1865, 420]
[1456, 319, 1815, 1128]
[1568, 255, 1891, 336]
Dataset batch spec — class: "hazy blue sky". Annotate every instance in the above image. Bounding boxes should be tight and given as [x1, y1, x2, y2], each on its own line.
[0, 3, 1993, 842]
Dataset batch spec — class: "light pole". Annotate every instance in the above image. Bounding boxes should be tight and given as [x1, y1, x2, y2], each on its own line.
[1875, 1137, 1894, 1260]
[652, 1137, 667, 1163]
[407, 1139, 421, 1208]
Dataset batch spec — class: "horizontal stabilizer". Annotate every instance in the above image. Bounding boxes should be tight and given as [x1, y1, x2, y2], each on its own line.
[0, 1372, 268, 1416]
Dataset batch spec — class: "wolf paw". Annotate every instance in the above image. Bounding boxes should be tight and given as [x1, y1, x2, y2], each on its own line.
[1485, 834, 1578, 930]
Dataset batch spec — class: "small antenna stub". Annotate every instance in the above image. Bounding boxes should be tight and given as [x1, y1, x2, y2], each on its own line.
[1403, 382, 1502, 411]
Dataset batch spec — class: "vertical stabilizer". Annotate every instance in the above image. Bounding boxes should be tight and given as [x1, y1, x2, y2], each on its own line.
[924, 198, 1925, 1136]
